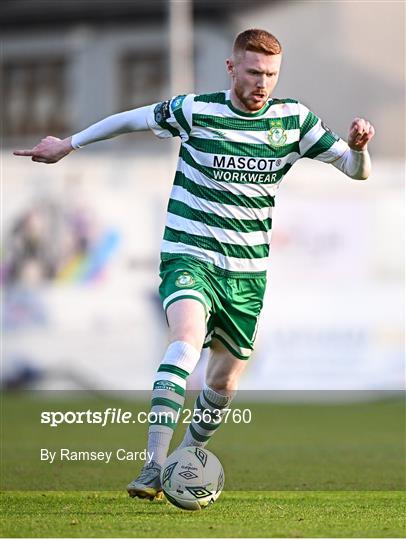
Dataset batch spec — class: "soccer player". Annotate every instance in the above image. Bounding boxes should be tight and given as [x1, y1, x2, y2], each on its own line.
[14, 29, 374, 500]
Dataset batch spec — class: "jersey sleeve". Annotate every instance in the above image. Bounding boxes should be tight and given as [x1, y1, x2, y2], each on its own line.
[298, 103, 348, 163]
[147, 94, 194, 141]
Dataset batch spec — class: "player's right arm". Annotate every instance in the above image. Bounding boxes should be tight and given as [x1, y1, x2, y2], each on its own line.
[13, 106, 152, 164]
[13, 96, 194, 165]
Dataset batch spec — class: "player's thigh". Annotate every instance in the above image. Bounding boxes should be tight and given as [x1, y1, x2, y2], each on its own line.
[206, 338, 249, 393]
[167, 298, 206, 350]
[159, 257, 212, 350]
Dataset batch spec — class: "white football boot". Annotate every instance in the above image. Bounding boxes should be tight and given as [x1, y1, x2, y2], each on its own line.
[127, 460, 163, 500]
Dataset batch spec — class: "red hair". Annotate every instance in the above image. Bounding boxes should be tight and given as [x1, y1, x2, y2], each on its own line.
[233, 29, 282, 57]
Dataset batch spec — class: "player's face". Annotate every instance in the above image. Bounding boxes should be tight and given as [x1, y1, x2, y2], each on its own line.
[227, 51, 282, 112]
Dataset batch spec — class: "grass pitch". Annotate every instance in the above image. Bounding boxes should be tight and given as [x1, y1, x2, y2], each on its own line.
[1, 490, 405, 538]
[1, 393, 405, 537]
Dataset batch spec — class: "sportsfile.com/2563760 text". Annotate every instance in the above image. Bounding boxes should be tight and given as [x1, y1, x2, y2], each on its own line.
[40, 408, 252, 428]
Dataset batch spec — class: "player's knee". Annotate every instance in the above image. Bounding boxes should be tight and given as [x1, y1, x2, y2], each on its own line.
[168, 330, 204, 352]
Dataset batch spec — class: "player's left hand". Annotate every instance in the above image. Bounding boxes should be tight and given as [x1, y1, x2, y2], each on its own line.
[348, 118, 375, 151]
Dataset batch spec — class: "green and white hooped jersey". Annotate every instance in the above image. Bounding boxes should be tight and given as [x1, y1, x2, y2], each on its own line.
[147, 90, 348, 278]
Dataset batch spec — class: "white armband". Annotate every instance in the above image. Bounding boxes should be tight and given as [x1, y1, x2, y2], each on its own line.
[71, 106, 152, 149]
[331, 148, 371, 180]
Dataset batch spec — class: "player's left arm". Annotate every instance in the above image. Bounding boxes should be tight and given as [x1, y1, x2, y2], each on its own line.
[331, 117, 375, 180]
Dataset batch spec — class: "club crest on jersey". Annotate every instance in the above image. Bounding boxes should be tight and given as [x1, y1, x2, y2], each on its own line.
[175, 272, 195, 288]
[267, 120, 287, 148]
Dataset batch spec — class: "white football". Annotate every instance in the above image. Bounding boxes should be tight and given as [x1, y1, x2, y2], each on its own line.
[161, 446, 224, 511]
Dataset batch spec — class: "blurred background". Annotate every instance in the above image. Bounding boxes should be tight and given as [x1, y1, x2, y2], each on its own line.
[1, 0, 404, 393]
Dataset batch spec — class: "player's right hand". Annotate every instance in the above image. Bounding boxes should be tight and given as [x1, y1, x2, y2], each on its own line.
[13, 136, 74, 164]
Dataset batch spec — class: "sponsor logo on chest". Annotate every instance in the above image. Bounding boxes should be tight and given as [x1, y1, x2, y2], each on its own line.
[212, 155, 283, 184]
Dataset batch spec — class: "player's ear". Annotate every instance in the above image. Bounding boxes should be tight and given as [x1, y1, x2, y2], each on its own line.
[226, 58, 234, 75]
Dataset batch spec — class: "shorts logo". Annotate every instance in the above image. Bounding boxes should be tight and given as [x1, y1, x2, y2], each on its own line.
[175, 272, 195, 288]
[267, 119, 287, 148]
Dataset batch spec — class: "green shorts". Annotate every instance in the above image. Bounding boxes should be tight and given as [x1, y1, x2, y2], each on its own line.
[158, 256, 267, 360]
